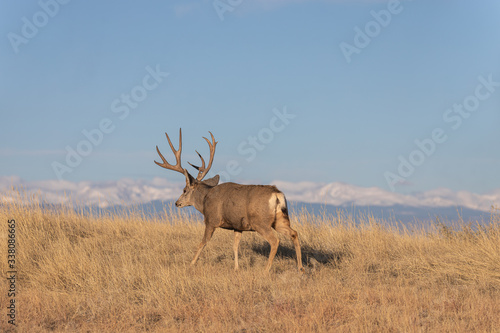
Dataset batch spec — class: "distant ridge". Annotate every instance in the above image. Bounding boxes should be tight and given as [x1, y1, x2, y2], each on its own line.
[1, 176, 498, 226]
[94, 200, 493, 227]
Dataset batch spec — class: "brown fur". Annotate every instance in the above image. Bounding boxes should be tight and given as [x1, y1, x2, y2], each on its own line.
[179, 181, 303, 272]
[155, 129, 303, 272]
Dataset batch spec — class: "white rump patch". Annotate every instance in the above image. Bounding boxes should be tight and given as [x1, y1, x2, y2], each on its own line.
[270, 192, 287, 214]
[269, 195, 276, 211]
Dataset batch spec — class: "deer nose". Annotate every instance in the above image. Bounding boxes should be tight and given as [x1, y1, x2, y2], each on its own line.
[175, 201, 180, 207]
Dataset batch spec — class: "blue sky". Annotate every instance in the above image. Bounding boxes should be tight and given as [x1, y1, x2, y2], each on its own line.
[1, 0, 499, 195]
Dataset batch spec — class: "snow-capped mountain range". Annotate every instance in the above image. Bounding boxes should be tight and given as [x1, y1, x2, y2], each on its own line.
[1, 176, 499, 214]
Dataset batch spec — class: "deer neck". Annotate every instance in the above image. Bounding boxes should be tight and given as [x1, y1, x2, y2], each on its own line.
[192, 184, 211, 214]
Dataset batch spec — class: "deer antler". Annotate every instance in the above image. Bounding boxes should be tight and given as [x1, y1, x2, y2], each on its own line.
[188, 131, 217, 181]
[155, 128, 186, 175]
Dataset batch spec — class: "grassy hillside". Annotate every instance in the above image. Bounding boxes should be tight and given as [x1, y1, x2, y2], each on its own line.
[1, 195, 499, 332]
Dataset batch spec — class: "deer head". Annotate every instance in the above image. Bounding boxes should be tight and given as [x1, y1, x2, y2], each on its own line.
[154, 129, 219, 209]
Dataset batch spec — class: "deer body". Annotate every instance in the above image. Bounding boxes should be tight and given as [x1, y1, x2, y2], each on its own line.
[202, 183, 284, 232]
[155, 129, 303, 272]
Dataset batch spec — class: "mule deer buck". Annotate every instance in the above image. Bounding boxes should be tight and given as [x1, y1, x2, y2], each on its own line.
[155, 129, 303, 272]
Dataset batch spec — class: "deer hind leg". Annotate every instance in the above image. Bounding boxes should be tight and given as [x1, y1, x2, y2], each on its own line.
[274, 217, 304, 272]
[255, 226, 280, 272]
[191, 225, 215, 266]
[233, 230, 242, 271]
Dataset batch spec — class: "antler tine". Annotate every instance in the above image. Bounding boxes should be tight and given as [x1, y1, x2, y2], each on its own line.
[188, 150, 205, 171]
[154, 128, 185, 174]
[188, 131, 218, 181]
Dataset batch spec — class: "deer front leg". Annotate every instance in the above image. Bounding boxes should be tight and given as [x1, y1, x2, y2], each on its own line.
[233, 230, 242, 271]
[191, 226, 215, 266]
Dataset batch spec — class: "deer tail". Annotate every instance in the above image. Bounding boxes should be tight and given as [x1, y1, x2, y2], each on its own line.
[272, 192, 289, 218]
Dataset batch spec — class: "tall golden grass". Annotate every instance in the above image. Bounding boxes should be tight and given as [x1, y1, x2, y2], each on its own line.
[1, 192, 499, 332]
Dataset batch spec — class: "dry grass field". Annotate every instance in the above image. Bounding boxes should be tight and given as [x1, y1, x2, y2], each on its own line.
[1, 193, 499, 332]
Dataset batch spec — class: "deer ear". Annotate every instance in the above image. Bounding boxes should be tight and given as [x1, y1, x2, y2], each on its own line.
[202, 175, 220, 187]
[184, 170, 196, 186]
